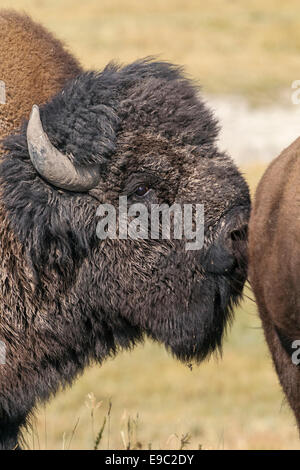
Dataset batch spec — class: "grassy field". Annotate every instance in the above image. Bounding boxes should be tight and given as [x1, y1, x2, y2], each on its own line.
[1, 0, 299, 450]
[1, 0, 300, 104]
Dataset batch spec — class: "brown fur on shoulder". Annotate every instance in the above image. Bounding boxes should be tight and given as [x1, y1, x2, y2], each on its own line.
[249, 137, 300, 430]
[0, 9, 82, 140]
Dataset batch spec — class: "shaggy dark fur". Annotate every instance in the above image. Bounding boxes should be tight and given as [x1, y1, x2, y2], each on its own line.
[0, 59, 250, 449]
[249, 137, 300, 431]
[0, 20, 250, 450]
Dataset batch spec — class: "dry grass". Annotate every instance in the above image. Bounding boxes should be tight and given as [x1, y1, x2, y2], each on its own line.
[1, 0, 300, 104]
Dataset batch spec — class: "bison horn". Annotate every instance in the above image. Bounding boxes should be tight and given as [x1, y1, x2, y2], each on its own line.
[26, 105, 100, 191]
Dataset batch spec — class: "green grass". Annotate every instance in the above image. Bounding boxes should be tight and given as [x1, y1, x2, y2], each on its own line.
[2, 0, 300, 104]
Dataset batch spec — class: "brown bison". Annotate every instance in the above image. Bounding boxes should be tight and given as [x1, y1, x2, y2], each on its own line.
[0, 11, 250, 449]
[249, 137, 300, 430]
[0, 10, 82, 141]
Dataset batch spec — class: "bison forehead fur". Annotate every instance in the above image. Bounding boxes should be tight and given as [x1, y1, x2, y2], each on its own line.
[0, 26, 250, 449]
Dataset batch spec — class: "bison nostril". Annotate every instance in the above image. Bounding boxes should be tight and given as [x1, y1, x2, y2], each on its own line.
[227, 223, 248, 267]
[230, 225, 248, 242]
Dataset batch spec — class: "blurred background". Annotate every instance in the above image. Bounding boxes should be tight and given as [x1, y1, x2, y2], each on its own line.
[1, 0, 300, 449]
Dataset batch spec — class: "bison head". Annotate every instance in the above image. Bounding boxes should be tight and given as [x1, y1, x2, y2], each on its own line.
[1, 60, 250, 364]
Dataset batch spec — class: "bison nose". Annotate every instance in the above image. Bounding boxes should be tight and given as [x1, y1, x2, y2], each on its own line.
[225, 210, 248, 257]
[230, 223, 248, 242]
[223, 208, 249, 271]
[203, 207, 249, 275]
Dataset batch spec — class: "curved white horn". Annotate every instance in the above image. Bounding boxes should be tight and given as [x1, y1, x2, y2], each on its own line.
[27, 105, 100, 191]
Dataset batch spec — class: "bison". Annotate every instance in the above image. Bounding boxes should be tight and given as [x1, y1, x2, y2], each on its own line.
[0, 11, 250, 449]
[249, 137, 300, 431]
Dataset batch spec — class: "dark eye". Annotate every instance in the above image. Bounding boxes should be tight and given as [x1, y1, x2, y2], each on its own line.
[134, 184, 150, 197]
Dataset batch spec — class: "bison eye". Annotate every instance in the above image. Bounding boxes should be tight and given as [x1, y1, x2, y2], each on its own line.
[134, 184, 150, 197]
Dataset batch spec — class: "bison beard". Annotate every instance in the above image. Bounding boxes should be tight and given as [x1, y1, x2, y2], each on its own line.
[0, 21, 250, 449]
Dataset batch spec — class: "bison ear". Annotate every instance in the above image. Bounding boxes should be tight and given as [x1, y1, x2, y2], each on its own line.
[26, 105, 100, 192]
